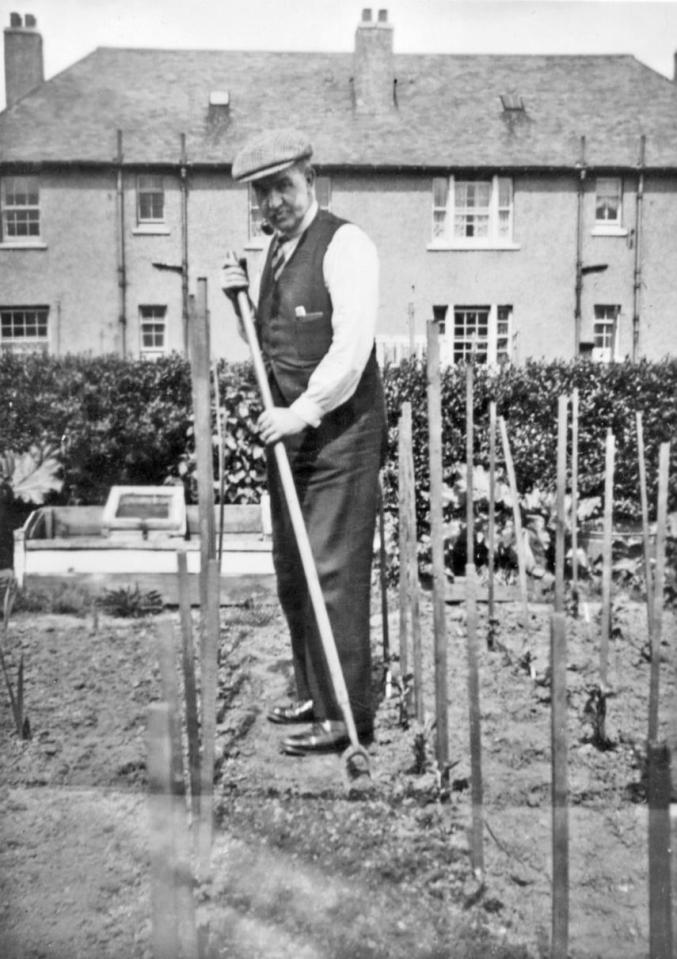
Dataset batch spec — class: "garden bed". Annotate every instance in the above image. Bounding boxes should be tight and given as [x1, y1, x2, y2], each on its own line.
[0, 582, 674, 959]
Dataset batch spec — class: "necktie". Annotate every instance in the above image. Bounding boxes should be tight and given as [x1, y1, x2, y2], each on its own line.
[270, 234, 287, 283]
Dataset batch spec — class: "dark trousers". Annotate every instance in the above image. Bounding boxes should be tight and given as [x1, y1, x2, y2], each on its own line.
[266, 387, 385, 732]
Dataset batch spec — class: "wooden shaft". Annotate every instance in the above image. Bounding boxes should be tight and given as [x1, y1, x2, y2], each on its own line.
[571, 389, 579, 591]
[488, 401, 496, 628]
[427, 320, 449, 771]
[647, 739, 673, 959]
[600, 429, 615, 688]
[555, 395, 568, 613]
[650, 442, 670, 741]
[198, 557, 219, 875]
[499, 417, 530, 631]
[465, 562, 484, 874]
[147, 702, 179, 959]
[177, 551, 201, 824]
[398, 406, 411, 677]
[378, 475, 390, 665]
[550, 611, 569, 959]
[236, 290, 362, 750]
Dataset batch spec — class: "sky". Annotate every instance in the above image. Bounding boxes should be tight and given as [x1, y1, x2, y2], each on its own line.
[2, 0, 677, 109]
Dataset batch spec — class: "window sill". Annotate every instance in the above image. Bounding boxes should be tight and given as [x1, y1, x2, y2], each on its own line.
[132, 225, 170, 236]
[427, 241, 521, 252]
[0, 240, 47, 250]
[591, 226, 628, 237]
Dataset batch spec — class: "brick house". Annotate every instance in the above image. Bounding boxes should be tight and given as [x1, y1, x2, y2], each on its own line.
[2, 8, 677, 365]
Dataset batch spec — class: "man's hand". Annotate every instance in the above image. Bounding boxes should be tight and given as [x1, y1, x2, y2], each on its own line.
[258, 408, 306, 444]
[221, 255, 250, 315]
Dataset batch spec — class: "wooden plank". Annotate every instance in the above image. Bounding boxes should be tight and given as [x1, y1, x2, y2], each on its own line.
[498, 417, 530, 631]
[555, 395, 568, 614]
[650, 442, 670, 741]
[426, 320, 449, 772]
[647, 740, 673, 959]
[147, 702, 179, 959]
[550, 611, 569, 959]
[177, 551, 201, 826]
[198, 557, 220, 877]
[600, 429, 615, 688]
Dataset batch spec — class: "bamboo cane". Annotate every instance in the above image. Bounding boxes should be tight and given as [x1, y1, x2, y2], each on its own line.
[600, 429, 615, 689]
[398, 406, 411, 679]
[403, 406, 424, 722]
[637, 413, 655, 737]
[198, 557, 220, 875]
[498, 417, 530, 635]
[487, 400, 497, 648]
[147, 702, 179, 959]
[570, 389, 579, 610]
[377, 474, 392, 696]
[649, 442, 670, 741]
[555, 396, 568, 613]
[550, 611, 569, 959]
[176, 551, 201, 824]
[427, 320, 449, 773]
[647, 739, 673, 959]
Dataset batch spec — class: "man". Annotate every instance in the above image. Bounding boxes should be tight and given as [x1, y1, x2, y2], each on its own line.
[221, 128, 386, 755]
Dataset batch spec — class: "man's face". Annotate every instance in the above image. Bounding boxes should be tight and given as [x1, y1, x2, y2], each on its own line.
[253, 163, 314, 237]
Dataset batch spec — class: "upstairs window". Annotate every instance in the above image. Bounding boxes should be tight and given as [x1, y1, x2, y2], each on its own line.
[139, 305, 167, 359]
[432, 176, 514, 247]
[595, 177, 622, 227]
[137, 175, 165, 224]
[1, 306, 49, 353]
[248, 175, 332, 240]
[1, 176, 40, 241]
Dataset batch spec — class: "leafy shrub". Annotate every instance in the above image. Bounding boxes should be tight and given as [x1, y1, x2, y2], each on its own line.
[98, 585, 164, 618]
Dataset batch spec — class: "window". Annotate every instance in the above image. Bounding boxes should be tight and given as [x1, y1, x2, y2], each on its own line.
[451, 304, 513, 365]
[595, 177, 622, 227]
[137, 175, 165, 224]
[1, 176, 40, 241]
[139, 305, 167, 359]
[248, 175, 332, 240]
[593, 304, 620, 363]
[1, 306, 49, 353]
[432, 176, 514, 246]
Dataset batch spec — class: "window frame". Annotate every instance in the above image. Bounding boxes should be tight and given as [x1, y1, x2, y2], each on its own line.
[1, 175, 41, 243]
[592, 304, 620, 363]
[139, 305, 167, 359]
[447, 304, 513, 366]
[1, 305, 49, 353]
[430, 175, 518, 250]
[592, 176, 627, 236]
[136, 174, 165, 225]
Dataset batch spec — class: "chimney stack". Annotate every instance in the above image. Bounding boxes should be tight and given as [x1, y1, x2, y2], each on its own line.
[4, 12, 44, 109]
[353, 8, 395, 114]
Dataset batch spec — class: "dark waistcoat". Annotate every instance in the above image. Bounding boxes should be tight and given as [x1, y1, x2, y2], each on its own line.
[257, 209, 380, 417]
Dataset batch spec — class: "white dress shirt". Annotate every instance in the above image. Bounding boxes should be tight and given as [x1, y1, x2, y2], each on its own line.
[253, 200, 379, 428]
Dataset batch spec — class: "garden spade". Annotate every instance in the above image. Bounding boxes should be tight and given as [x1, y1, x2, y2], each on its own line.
[223, 255, 370, 782]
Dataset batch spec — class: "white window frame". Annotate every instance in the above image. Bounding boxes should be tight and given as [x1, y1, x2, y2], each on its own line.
[430, 175, 518, 250]
[448, 304, 513, 366]
[592, 177, 627, 236]
[136, 175, 165, 225]
[1, 176, 41, 243]
[247, 175, 332, 246]
[592, 304, 620, 363]
[1, 306, 49, 353]
[139, 305, 167, 359]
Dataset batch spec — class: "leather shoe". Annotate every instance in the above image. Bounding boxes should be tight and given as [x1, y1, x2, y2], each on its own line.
[281, 719, 372, 755]
[267, 699, 314, 725]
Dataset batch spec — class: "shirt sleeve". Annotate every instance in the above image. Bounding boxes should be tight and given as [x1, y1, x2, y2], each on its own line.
[290, 223, 379, 427]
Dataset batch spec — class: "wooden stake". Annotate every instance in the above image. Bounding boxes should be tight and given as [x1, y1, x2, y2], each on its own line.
[398, 406, 411, 679]
[647, 740, 673, 959]
[555, 396, 568, 614]
[650, 442, 670, 741]
[487, 400, 497, 647]
[550, 611, 569, 959]
[499, 417, 530, 633]
[377, 475, 391, 679]
[177, 551, 201, 824]
[213, 362, 226, 567]
[404, 413, 424, 723]
[426, 320, 449, 772]
[570, 389, 579, 605]
[600, 428, 615, 688]
[198, 557, 220, 876]
[637, 413, 655, 737]
[147, 702, 179, 959]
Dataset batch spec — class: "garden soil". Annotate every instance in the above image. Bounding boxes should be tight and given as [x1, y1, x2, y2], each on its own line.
[0, 581, 675, 959]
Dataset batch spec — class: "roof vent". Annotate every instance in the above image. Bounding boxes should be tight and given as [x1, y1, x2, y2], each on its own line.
[209, 90, 230, 107]
[500, 94, 525, 112]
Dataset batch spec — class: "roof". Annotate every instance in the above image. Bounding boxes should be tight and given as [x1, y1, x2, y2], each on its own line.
[2, 46, 677, 168]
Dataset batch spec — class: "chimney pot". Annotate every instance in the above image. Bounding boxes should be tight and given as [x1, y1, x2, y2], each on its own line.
[4, 11, 44, 107]
[361, 8, 372, 22]
[378, 9, 388, 23]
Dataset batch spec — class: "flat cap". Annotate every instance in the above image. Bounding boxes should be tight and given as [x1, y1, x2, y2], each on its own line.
[231, 128, 313, 182]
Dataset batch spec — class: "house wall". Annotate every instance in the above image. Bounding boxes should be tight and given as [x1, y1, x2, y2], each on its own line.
[2, 167, 677, 362]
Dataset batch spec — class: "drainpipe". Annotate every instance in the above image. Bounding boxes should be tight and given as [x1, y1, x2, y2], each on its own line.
[115, 129, 127, 356]
[180, 133, 190, 355]
[574, 136, 586, 357]
[632, 135, 646, 361]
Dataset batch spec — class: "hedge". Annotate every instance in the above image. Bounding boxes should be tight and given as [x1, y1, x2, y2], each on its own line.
[1, 353, 676, 568]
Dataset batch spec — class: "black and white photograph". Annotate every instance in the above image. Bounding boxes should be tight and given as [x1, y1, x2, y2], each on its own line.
[1, 1, 677, 956]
